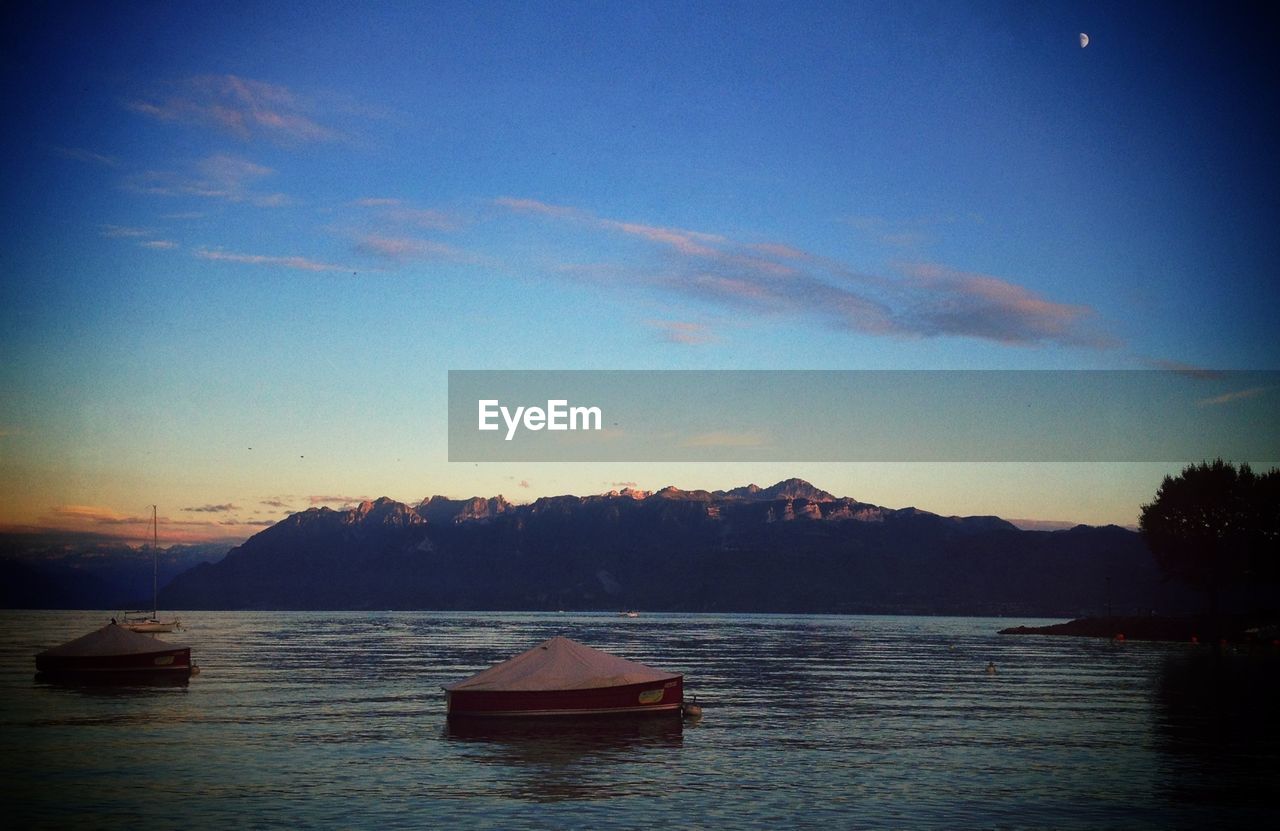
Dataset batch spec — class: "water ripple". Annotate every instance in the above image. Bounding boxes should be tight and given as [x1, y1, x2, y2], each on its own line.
[2, 610, 1276, 828]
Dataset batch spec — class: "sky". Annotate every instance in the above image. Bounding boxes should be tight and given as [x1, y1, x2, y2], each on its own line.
[1, 0, 1277, 544]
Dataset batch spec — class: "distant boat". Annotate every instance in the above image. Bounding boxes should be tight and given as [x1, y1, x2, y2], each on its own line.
[619, 610, 639, 618]
[120, 505, 181, 633]
[35, 622, 193, 683]
[444, 636, 683, 718]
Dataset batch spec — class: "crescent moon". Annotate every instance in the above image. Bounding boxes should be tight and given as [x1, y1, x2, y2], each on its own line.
[1080, 33, 1089, 48]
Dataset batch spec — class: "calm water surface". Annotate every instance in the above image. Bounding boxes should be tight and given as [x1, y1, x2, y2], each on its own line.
[1, 611, 1275, 829]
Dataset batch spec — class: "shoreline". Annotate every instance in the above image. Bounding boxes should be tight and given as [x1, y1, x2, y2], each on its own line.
[999, 613, 1280, 644]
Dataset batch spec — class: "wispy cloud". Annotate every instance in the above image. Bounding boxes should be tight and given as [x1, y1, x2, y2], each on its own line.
[1197, 386, 1271, 407]
[127, 75, 340, 144]
[895, 263, 1113, 347]
[47, 505, 146, 525]
[36, 506, 253, 543]
[601, 219, 727, 257]
[308, 494, 370, 506]
[101, 224, 151, 238]
[181, 504, 240, 513]
[355, 234, 463, 263]
[495, 198, 1112, 349]
[343, 199, 473, 265]
[141, 240, 179, 250]
[494, 196, 583, 219]
[54, 146, 119, 167]
[195, 248, 357, 273]
[128, 153, 291, 207]
[647, 319, 716, 345]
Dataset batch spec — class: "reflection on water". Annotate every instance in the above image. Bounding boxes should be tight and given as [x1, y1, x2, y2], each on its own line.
[35, 674, 191, 690]
[1154, 649, 1280, 813]
[2, 610, 1276, 828]
[445, 715, 683, 802]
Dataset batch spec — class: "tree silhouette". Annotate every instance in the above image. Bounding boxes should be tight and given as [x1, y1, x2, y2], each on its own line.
[1139, 460, 1277, 617]
[1250, 467, 1280, 583]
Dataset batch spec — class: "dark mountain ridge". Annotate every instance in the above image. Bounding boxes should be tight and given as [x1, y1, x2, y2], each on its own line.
[0, 535, 231, 610]
[161, 479, 1194, 615]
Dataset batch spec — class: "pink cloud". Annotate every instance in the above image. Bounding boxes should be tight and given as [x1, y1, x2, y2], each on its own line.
[493, 197, 583, 218]
[600, 219, 726, 257]
[128, 75, 340, 144]
[496, 197, 1113, 349]
[647, 320, 716, 345]
[356, 234, 461, 262]
[33, 505, 254, 543]
[47, 505, 145, 525]
[898, 263, 1113, 347]
[1197, 386, 1271, 407]
[128, 154, 291, 206]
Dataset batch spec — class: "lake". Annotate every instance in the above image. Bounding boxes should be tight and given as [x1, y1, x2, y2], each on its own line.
[2, 611, 1275, 828]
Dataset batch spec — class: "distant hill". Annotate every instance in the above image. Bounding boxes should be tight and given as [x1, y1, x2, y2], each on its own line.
[0, 533, 231, 610]
[160, 479, 1196, 616]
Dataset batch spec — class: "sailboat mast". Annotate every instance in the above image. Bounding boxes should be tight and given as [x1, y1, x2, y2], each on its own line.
[152, 505, 158, 618]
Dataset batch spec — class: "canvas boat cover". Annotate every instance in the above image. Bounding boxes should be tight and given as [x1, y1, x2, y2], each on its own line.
[37, 623, 187, 658]
[445, 636, 680, 692]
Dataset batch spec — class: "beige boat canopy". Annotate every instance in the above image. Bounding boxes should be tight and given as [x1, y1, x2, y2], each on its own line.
[37, 623, 186, 657]
[445, 636, 680, 692]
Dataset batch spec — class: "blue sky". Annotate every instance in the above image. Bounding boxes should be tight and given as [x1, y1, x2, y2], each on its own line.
[1, 1, 1276, 541]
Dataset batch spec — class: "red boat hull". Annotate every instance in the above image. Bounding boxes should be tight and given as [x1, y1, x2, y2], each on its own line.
[35, 647, 192, 683]
[447, 676, 682, 717]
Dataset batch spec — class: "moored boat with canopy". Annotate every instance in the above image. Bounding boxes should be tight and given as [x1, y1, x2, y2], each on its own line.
[444, 636, 682, 717]
[35, 622, 193, 683]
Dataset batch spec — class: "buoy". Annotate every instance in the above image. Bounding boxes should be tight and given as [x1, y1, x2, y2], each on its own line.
[682, 698, 703, 720]
[1113, 633, 1125, 642]
[985, 661, 997, 675]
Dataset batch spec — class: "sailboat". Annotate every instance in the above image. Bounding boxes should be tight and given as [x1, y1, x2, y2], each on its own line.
[119, 505, 181, 633]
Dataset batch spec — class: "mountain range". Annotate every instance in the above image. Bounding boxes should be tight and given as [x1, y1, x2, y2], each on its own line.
[157, 479, 1195, 616]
